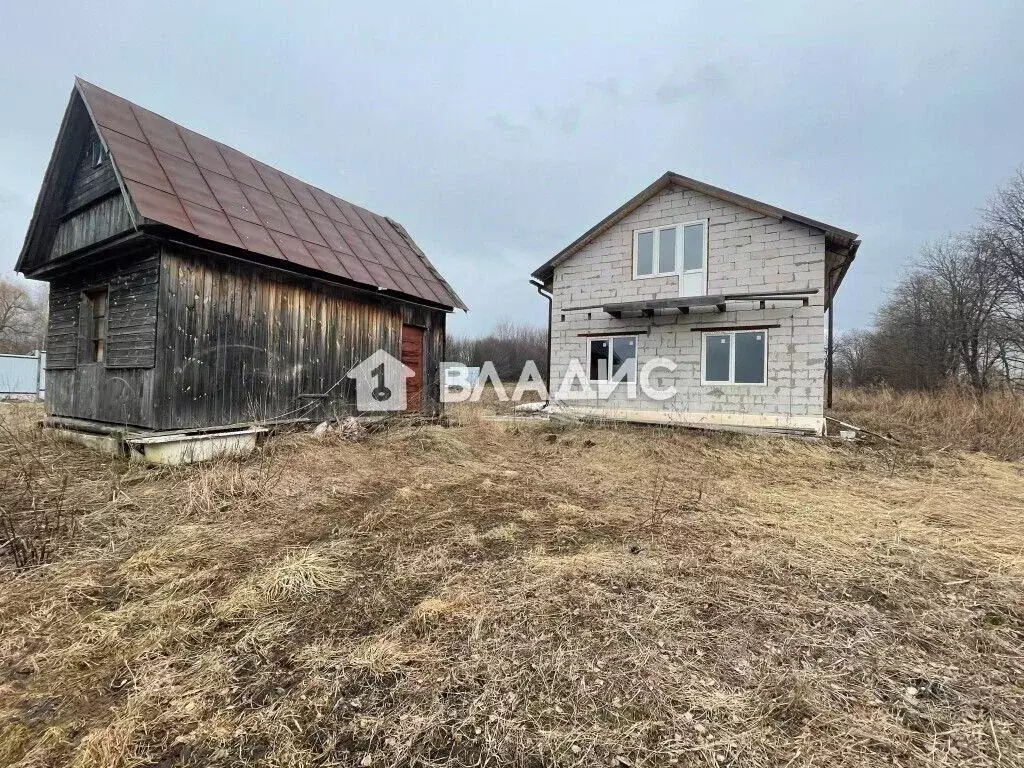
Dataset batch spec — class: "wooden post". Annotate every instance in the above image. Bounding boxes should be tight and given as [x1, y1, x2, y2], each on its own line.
[826, 298, 834, 409]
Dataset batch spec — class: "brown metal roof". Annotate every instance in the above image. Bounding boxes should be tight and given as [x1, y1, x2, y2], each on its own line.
[75, 79, 466, 311]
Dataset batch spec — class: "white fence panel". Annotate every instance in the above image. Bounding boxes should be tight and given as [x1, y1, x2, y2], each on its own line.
[0, 351, 46, 398]
[442, 363, 481, 387]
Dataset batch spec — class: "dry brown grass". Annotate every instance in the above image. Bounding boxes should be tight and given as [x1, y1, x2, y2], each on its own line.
[1, 395, 1022, 767]
[832, 386, 1024, 460]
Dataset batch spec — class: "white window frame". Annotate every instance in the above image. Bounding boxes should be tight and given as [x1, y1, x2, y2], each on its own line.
[632, 219, 708, 297]
[700, 329, 769, 386]
[586, 335, 638, 382]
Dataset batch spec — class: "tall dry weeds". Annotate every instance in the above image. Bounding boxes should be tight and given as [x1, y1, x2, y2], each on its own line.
[832, 385, 1024, 459]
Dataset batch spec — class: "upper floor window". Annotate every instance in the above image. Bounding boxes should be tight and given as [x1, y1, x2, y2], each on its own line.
[633, 220, 708, 295]
[85, 288, 108, 363]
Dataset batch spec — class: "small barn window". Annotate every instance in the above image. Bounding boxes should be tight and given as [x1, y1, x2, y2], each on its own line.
[86, 288, 108, 363]
[588, 336, 637, 382]
[90, 138, 105, 167]
[701, 330, 767, 385]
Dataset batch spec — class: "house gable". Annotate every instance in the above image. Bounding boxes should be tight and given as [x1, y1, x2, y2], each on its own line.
[550, 182, 828, 309]
[535, 173, 859, 308]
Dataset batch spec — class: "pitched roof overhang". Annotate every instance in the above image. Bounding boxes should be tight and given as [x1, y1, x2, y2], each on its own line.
[17, 79, 466, 312]
[531, 172, 860, 304]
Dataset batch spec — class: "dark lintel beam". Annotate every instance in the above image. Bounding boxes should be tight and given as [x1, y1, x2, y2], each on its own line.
[577, 329, 648, 337]
[690, 323, 782, 332]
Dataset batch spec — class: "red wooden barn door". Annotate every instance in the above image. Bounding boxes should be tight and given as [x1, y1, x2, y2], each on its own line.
[401, 325, 424, 412]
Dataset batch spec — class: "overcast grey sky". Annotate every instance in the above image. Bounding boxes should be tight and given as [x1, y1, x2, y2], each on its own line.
[2, 1, 1022, 336]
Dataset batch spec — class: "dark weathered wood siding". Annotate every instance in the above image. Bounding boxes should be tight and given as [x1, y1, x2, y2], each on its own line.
[50, 195, 133, 260]
[19, 94, 136, 276]
[46, 366, 158, 428]
[45, 122, 133, 262]
[63, 132, 120, 214]
[151, 246, 446, 430]
[42, 244, 448, 430]
[106, 257, 159, 368]
[45, 286, 81, 370]
[44, 252, 162, 428]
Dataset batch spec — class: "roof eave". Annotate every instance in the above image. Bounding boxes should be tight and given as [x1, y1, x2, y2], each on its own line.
[151, 226, 462, 313]
[531, 172, 675, 283]
[827, 238, 860, 309]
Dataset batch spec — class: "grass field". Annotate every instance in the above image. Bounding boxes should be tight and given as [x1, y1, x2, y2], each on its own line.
[1, 394, 1022, 767]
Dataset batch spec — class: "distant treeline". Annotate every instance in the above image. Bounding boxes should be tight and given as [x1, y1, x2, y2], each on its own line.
[835, 168, 1024, 391]
[447, 319, 547, 381]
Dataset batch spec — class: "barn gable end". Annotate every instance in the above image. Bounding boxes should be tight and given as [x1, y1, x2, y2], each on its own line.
[17, 89, 136, 276]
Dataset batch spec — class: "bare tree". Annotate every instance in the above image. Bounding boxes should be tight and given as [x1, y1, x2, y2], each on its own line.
[829, 168, 1024, 393]
[833, 329, 879, 387]
[920, 234, 1007, 389]
[982, 167, 1024, 299]
[837, 235, 1006, 391]
[0, 278, 47, 355]
[980, 167, 1024, 382]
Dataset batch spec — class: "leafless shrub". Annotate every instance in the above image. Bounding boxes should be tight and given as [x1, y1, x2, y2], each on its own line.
[0, 477, 75, 568]
[0, 411, 79, 568]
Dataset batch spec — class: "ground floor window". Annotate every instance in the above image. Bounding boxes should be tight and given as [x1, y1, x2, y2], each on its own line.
[588, 336, 637, 382]
[702, 329, 767, 385]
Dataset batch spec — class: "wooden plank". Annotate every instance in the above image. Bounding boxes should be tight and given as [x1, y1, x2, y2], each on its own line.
[147, 244, 448, 429]
[106, 254, 159, 368]
[61, 128, 120, 214]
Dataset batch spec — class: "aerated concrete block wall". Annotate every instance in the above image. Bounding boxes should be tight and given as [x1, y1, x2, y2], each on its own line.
[549, 184, 827, 422]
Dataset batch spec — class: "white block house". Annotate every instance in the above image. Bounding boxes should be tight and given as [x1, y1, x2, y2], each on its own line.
[531, 172, 860, 434]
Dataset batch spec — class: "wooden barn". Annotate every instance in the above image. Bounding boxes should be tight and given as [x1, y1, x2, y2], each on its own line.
[16, 79, 466, 456]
